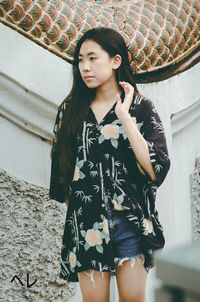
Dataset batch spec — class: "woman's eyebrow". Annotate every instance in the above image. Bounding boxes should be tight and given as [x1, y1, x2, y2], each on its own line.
[79, 52, 97, 57]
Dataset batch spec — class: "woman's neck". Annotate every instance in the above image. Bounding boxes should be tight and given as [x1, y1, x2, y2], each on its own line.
[94, 78, 121, 105]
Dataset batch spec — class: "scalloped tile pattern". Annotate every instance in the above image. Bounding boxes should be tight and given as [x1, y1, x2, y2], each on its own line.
[0, 0, 199, 74]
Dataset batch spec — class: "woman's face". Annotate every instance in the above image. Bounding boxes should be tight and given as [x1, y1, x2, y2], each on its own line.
[78, 39, 120, 89]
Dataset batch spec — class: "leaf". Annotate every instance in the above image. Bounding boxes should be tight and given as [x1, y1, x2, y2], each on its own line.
[105, 236, 110, 244]
[78, 160, 85, 168]
[93, 222, 99, 230]
[101, 214, 105, 220]
[76, 261, 82, 267]
[117, 194, 124, 203]
[101, 232, 106, 239]
[79, 171, 85, 179]
[98, 134, 104, 144]
[84, 242, 90, 251]
[111, 138, 118, 148]
[112, 119, 120, 125]
[143, 229, 148, 236]
[96, 245, 103, 254]
[113, 193, 117, 200]
[80, 230, 86, 237]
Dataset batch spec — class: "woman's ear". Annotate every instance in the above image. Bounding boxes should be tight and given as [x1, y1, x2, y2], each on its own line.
[113, 54, 122, 70]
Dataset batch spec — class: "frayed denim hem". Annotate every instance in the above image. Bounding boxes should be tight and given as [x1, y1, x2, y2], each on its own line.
[114, 253, 145, 268]
[80, 254, 145, 288]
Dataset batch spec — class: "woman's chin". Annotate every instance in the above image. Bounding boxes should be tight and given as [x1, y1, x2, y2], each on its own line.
[86, 83, 99, 89]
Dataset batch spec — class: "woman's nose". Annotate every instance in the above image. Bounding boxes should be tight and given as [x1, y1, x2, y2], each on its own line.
[82, 61, 91, 71]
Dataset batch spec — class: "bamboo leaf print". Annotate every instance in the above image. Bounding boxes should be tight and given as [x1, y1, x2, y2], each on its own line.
[82, 194, 93, 203]
[88, 161, 94, 169]
[90, 170, 99, 177]
[105, 169, 111, 176]
[77, 207, 83, 216]
[87, 137, 96, 147]
[134, 95, 143, 105]
[78, 145, 83, 152]
[79, 222, 84, 229]
[151, 117, 164, 133]
[75, 190, 84, 198]
[82, 122, 87, 161]
[104, 153, 110, 160]
[93, 184, 100, 192]
[154, 163, 163, 172]
[115, 160, 121, 167]
[91, 260, 96, 266]
[75, 191, 92, 203]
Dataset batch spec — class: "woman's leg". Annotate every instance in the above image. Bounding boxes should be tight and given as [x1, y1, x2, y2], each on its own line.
[115, 255, 147, 302]
[78, 269, 111, 302]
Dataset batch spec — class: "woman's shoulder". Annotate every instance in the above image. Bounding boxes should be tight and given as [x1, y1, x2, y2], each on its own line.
[133, 93, 154, 108]
[131, 93, 156, 118]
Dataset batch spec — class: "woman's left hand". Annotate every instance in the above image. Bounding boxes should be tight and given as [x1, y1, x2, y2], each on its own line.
[115, 81, 135, 122]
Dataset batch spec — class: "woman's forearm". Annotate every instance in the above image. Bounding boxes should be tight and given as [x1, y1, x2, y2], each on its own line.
[120, 113, 156, 181]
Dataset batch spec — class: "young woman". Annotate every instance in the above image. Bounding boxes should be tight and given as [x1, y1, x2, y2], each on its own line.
[49, 27, 170, 302]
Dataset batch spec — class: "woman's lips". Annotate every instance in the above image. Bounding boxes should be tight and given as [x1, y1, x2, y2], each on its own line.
[84, 76, 94, 81]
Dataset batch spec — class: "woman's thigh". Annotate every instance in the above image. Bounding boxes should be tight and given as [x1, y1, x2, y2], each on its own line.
[78, 269, 111, 302]
[115, 255, 147, 302]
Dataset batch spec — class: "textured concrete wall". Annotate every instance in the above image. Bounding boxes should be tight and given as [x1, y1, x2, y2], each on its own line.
[0, 168, 75, 302]
[191, 157, 200, 241]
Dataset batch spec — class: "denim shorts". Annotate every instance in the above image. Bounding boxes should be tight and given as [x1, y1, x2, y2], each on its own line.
[105, 194, 145, 268]
[79, 195, 145, 288]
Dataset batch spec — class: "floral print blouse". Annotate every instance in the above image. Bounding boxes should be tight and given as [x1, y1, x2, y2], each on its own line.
[49, 94, 170, 282]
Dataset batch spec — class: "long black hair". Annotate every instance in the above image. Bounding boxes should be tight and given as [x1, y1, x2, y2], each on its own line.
[56, 27, 140, 191]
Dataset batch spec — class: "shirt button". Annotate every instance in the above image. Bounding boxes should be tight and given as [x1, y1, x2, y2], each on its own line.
[102, 204, 105, 207]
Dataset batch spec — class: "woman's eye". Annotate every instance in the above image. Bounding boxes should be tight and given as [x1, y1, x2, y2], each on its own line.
[90, 57, 97, 61]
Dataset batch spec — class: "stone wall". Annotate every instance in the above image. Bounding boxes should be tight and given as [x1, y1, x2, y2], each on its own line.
[0, 168, 76, 302]
[191, 157, 200, 241]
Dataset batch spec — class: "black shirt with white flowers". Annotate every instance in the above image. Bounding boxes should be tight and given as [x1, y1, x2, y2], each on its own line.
[49, 94, 170, 282]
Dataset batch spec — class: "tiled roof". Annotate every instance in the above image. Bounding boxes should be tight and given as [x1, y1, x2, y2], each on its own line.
[0, 0, 199, 80]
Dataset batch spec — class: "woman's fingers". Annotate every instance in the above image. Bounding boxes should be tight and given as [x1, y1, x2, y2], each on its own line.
[119, 81, 134, 102]
[119, 81, 133, 93]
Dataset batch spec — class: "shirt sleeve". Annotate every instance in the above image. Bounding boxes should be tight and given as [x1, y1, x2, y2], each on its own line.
[136, 99, 171, 187]
[49, 102, 70, 203]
